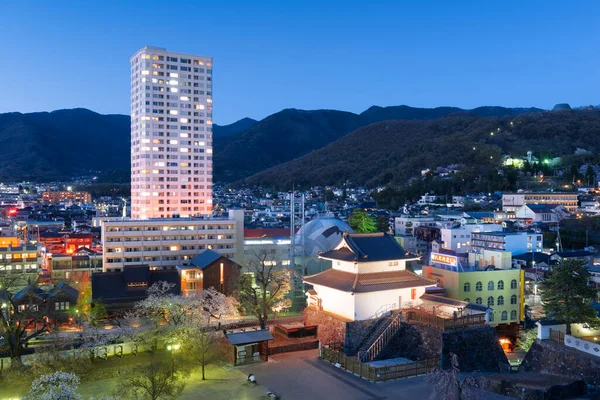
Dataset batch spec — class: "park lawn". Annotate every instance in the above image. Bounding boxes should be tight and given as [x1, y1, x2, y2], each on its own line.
[0, 354, 266, 400]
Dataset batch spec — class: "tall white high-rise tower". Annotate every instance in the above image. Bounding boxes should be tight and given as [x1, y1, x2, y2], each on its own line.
[130, 46, 213, 219]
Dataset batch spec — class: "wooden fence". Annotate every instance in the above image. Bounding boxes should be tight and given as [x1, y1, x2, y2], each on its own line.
[404, 308, 486, 330]
[320, 344, 439, 382]
[549, 328, 565, 344]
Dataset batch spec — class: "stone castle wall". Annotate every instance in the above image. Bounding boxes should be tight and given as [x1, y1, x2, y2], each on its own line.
[521, 339, 600, 386]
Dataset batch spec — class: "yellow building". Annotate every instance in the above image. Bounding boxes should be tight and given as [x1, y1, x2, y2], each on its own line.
[423, 254, 524, 333]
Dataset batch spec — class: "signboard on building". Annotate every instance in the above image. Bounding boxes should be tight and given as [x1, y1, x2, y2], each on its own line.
[431, 253, 458, 266]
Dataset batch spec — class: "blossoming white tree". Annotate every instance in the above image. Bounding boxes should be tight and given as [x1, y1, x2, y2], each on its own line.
[25, 371, 82, 400]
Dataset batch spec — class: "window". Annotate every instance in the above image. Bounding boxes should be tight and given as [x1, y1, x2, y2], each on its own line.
[464, 297, 471, 302]
[501, 311, 508, 321]
[55, 301, 70, 311]
[487, 296, 494, 307]
[511, 279, 517, 289]
[476, 297, 482, 305]
[475, 281, 482, 291]
[489, 312, 494, 322]
[488, 281, 494, 291]
[498, 280, 504, 290]
[497, 296, 504, 305]
[511, 294, 517, 305]
[464, 282, 471, 292]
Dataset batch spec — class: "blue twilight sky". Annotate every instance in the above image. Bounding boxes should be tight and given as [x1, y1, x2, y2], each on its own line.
[0, 0, 599, 124]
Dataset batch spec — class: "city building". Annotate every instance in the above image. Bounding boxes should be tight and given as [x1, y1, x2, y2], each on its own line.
[39, 232, 93, 255]
[41, 191, 92, 205]
[0, 243, 40, 274]
[502, 192, 579, 213]
[303, 232, 434, 321]
[244, 228, 292, 270]
[49, 248, 103, 281]
[12, 283, 78, 322]
[92, 265, 180, 312]
[515, 204, 569, 225]
[423, 253, 524, 333]
[436, 224, 503, 254]
[394, 216, 437, 236]
[470, 231, 543, 256]
[130, 46, 213, 219]
[176, 249, 242, 296]
[101, 209, 244, 271]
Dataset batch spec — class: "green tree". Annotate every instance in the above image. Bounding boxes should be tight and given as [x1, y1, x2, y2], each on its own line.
[235, 246, 291, 330]
[540, 260, 599, 335]
[324, 189, 335, 202]
[348, 209, 377, 233]
[0, 275, 51, 367]
[114, 358, 185, 400]
[376, 215, 390, 233]
[517, 329, 537, 352]
[585, 165, 596, 186]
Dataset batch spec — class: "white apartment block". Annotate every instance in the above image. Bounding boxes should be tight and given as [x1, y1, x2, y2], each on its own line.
[130, 46, 213, 219]
[102, 210, 244, 271]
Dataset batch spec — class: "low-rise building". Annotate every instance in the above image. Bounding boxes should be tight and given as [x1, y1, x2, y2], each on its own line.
[303, 232, 434, 321]
[0, 243, 40, 274]
[438, 224, 503, 253]
[177, 249, 242, 296]
[502, 192, 578, 213]
[423, 253, 524, 332]
[515, 204, 569, 225]
[42, 191, 92, 205]
[101, 210, 244, 271]
[550, 250, 594, 266]
[92, 265, 180, 311]
[470, 231, 543, 256]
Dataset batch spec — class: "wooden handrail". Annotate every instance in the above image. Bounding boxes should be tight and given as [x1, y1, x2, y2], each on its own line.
[359, 313, 403, 362]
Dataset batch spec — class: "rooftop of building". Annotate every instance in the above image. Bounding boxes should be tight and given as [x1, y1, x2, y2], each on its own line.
[522, 204, 563, 213]
[319, 232, 413, 262]
[303, 269, 435, 293]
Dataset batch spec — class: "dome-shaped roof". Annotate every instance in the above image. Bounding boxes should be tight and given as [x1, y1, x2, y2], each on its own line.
[294, 217, 353, 257]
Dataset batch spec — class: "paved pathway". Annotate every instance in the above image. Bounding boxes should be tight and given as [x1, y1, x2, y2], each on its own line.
[241, 349, 435, 400]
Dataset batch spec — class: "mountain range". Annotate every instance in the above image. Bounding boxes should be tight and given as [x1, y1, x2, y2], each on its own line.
[2, 104, 589, 188]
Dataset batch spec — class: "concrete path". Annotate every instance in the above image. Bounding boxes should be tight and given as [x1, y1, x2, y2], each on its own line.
[241, 349, 435, 400]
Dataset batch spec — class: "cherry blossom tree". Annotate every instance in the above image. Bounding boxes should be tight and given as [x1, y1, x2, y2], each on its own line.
[25, 371, 82, 400]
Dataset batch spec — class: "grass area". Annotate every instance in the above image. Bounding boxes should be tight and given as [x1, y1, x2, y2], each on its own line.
[0, 353, 267, 400]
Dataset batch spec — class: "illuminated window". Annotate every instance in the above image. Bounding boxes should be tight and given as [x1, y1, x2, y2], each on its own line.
[142, 70, 150, 75]
[170, 246, 178, 251]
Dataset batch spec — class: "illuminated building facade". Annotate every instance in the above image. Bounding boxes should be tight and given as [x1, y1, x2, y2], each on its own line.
[130, 46, 214, 219]
[42, 191, 92, 204]
[101, 210, 244, 272]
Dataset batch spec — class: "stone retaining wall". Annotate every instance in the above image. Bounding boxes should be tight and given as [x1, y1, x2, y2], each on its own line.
[521, 339, 600, 385]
